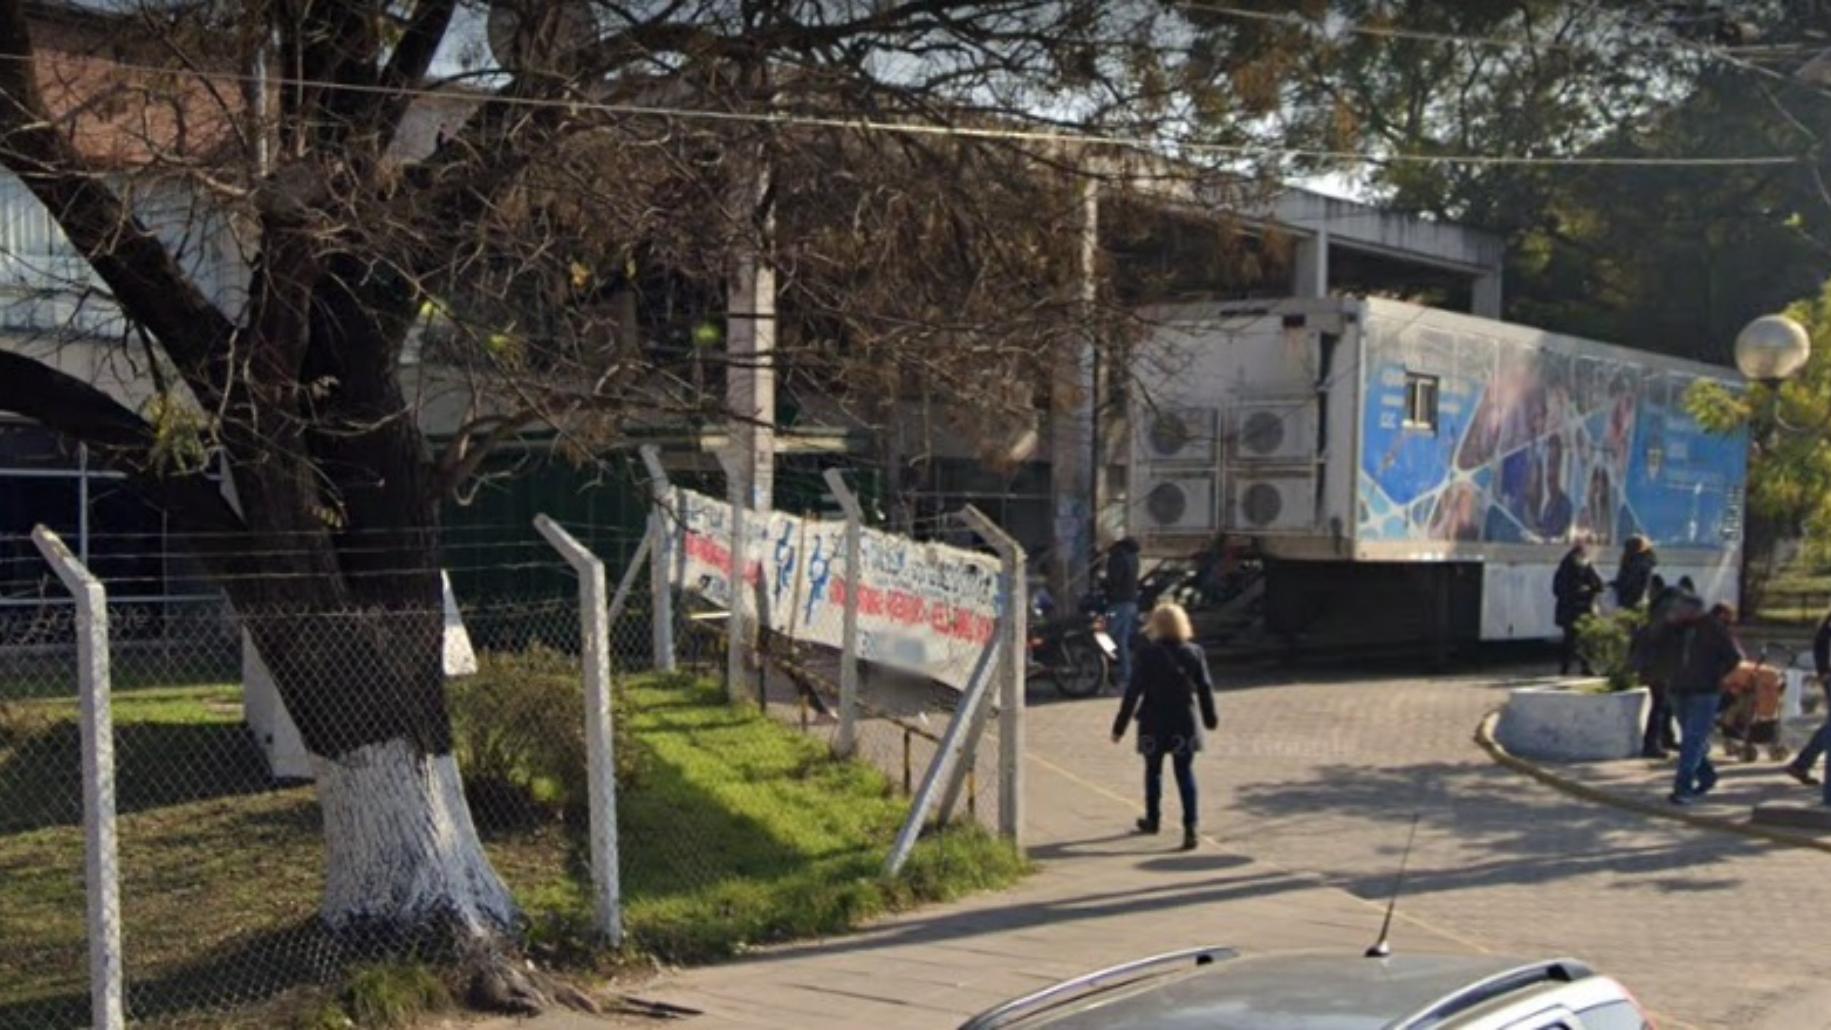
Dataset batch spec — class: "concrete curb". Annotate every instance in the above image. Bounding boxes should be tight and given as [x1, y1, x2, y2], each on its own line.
[1474, 710, 1831, 857]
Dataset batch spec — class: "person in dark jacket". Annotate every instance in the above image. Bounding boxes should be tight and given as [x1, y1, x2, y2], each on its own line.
[1105, 538, 1143, 693]
[1630, 576, 1681, 757]
[1648, 589, 1742, 805]
[1782, 610, 1831, 808]
[1111, 602, 1218, 850]
[1612, 535, 1657, 609]
[1552, 541, 1605, 675]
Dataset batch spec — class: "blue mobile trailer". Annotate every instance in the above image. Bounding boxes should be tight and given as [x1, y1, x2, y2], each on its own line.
[1128, 297, 1748, 644]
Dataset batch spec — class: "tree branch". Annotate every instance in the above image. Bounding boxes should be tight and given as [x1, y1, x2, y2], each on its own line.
[374, 0, 459, 153]
[0, 350, 245, 535]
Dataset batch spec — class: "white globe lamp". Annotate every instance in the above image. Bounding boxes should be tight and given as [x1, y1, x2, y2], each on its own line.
[1734, 314, 1811, 385]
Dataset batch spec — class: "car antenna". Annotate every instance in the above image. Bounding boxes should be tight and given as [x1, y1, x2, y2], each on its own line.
[1365, 813, 1421, 959]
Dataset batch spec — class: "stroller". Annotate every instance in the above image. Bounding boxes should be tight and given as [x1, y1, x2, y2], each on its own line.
[1717, 642, 1795, 762]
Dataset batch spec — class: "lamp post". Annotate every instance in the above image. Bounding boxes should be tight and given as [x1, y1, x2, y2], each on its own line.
[1728, 313, 1831, 825]
[1730, 312, 1810, 626]
[1734, 314, 1812, 388]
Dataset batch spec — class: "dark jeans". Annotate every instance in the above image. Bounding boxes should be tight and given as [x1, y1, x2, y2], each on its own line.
[1673, 692, 1721, 799]
[1641, 684, 1678, 753]
[1144, 749, 1198, 830]
[1790, 679, 1831, 805]
[1559, 623, 1592, 676]
[1111, 600, 1139, 691]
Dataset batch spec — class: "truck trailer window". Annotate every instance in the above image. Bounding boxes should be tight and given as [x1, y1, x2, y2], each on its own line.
[1403, 373, 1440, 433]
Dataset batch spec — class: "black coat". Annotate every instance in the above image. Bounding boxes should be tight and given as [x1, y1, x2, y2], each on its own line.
[1106, 544, 1141, 604]
[1613, 550, 1657, 609]
[1552, 551, 1604, 628]
[1656, 614, 1743, 697]
[1112, 640, 1218, 756]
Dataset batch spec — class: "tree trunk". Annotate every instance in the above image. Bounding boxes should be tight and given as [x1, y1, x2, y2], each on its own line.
[237, 589, 517, 943]
[314, 737, 517, 941]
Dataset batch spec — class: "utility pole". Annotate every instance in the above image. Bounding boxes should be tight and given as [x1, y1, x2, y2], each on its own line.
[1048, 172, 1100, 603]
[726, 164, 776, 514]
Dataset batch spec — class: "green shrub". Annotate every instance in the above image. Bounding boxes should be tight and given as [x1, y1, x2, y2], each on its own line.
[449, 646, 640, 828]
[1576, 608, 1647, 692]
[338, 963, 450, 1028]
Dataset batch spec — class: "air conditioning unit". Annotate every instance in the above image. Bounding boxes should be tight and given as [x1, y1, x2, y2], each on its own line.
[1139, 407, 1217, 464]
[1231, 402, 1314, 463]
[1136, 472, 1218, 533]
[1227, 472, 1315, 533]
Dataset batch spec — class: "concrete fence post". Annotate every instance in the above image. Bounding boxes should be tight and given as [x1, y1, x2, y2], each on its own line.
[532, 516, 622, 946]
[959, 505, 1027, 850]
[31, 526, 124, 1030]
[638, 446, 676, 673]
[883, 631, 1001, 877]
[822, 469, 863, 756]
[715, 448, 750, 702]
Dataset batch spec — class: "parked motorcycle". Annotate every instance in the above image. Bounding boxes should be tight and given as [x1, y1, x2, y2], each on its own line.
[1028, 590, 1118, 698]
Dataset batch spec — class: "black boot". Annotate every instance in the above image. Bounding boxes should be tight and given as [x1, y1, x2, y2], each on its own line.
[1135, 816, 1159, 835]
[1180, 827, 1198, 851]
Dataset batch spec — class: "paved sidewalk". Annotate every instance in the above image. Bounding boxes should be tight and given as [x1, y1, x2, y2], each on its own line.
[1524, 720, 1831, 828]
[610, 753, 1470, 1029]
[476, 669, 1831, 1030]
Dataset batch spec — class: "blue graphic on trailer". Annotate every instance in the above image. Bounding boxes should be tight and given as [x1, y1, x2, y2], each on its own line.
[1357, 325, 1746, 550]
[1624, 399, 1746, 547]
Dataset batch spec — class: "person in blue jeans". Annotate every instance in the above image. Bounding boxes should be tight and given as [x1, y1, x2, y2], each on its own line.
[1112, 603, 1218, 850]
[1646, 590, 1742, 805]
[1783, 611, 1831, 807]
[1105, 538, 1142, 692]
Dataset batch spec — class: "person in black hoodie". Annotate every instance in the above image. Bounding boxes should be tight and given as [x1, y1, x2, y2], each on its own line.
[1111, 603, 1218, 850]
[1104, 538, 1143, 694]
[1648, 588, 1742, 805]
[1612, 535, 1657, 609]
[1631, 575, 1680, 758]
[1552, 541, 1605, 675]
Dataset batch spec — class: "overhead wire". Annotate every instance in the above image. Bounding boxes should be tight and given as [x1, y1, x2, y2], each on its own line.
[0, 45, 1805, 167]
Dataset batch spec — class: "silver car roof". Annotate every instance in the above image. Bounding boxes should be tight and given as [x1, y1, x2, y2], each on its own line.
[968, 950, 1596, 1030]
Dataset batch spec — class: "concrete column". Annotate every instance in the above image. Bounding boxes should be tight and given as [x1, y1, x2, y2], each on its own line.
[1048, 174, 1099, 602]
[1472, 270, 1503, 319]
[1292, 227, 1330, 298]
[727, 161, 776, 513]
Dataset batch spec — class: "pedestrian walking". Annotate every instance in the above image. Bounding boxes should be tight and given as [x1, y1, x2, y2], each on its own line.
[1612, 535, 1658, 609]
[1647, 587, 1742, 805]
[1631, 577, 1681, 758]
[1111, 602, 1218, 850]
[1782, 609, 1831, 809]
[1553, 540, 1605, 675]
[1105, 537, 1142, 693]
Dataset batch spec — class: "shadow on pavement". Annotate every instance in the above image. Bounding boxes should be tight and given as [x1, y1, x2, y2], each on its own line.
[714, 862, 1316, 968]
[1226, 758, 1774, 900]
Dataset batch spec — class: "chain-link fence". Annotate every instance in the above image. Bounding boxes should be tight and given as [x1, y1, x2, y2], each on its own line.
[0, 509, 1020, 1028]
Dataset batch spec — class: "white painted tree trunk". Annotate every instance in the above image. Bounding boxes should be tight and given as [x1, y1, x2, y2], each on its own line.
[313, 737, 517, 939]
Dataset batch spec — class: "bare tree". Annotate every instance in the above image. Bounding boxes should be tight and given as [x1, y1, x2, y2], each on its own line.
[0, 0, 1332, 971]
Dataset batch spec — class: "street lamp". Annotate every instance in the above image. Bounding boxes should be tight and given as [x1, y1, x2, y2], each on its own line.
[1734, 314, 1812, 386]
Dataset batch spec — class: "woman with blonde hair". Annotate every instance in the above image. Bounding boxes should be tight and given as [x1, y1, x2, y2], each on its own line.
[1111, 602, 1218, 850]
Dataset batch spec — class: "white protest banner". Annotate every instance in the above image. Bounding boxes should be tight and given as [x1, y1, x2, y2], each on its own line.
[796, 516, 1003, 690]
[673, 487, 803, 635]
[672, 486, 1004, 689]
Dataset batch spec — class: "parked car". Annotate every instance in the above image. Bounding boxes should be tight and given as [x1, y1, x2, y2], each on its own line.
[959, 947, 1653, 1030]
